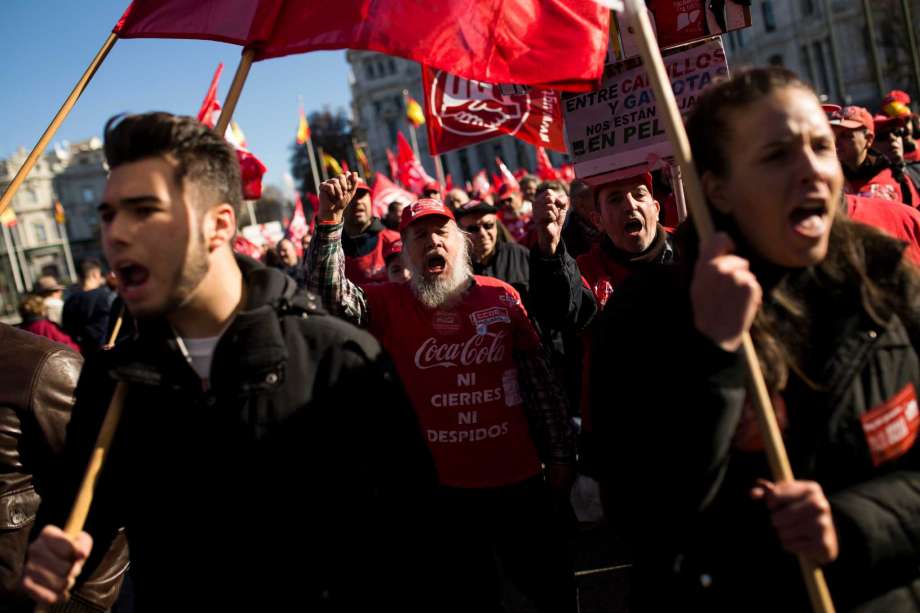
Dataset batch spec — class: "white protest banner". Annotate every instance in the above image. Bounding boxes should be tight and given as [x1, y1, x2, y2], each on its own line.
[563, 37, 727, 182]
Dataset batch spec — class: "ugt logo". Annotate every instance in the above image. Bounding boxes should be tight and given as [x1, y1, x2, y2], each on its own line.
[431, 70, 528, 137]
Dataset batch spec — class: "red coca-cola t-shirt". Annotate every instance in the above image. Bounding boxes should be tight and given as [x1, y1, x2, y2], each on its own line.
[363, 275, 542, 488]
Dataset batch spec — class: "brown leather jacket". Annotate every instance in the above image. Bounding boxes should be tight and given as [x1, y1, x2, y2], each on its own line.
[0, 324, 128, 612]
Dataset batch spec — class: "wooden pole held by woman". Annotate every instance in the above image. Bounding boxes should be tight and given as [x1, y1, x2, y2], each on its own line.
[620, 1, 835, 611]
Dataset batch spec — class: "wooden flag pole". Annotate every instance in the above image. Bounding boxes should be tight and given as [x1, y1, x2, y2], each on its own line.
[0, 33, 117, 219]
[620, 1, 835, 611]
[215, 48, 256, 137]
[306, 134, 322, 191]
[35, 382, 127, 613]
[434, 155, 446, 190]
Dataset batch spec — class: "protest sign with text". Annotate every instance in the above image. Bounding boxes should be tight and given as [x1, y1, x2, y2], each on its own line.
[564, 37, 728, 181]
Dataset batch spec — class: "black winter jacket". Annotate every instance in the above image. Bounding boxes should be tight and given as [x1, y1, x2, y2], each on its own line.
[38, 256, 437, 612]
[591, 225, 920, 612]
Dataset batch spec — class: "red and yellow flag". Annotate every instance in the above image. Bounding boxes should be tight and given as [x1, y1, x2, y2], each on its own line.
[406, 95, 425, 128]
[355, 145, 371, 177]
[54, 201, 66, 224]
[0, 206, 16, 228]
[296, 108, 311, 144]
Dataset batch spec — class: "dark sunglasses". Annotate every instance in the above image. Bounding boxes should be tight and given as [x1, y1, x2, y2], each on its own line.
[880, 127, 909, 138]
[463, 221, 496, 233]
[497, 198, 513, 206]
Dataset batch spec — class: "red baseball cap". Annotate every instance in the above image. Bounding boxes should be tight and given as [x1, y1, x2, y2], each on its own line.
[383, 239, 403, 262]
[422, 180, 442, 195]
[829, 106, 874, 134]
[881, 90, 913, 119]
[874, 113, 908, 133]
[353, 177, 371, 197]
[399, 198, 456, 232]
[821, 103, 842, 117]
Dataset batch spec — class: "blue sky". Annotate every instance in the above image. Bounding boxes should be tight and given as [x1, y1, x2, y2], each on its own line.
[0, 1, 352, 192]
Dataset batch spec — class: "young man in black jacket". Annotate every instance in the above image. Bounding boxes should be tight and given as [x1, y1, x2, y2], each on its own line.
[22, 112, 436, 612]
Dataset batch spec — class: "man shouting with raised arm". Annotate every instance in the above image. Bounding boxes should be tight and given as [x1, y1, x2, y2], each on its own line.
[21, 113, 435, 612]
[306, 172, 578, 613]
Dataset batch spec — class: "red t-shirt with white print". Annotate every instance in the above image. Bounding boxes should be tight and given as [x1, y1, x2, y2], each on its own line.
[363, 275, 542, 488]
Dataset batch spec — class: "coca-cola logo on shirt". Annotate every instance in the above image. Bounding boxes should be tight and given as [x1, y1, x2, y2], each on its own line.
[432, 71, 527, 137]
[414, 331, 507, 370]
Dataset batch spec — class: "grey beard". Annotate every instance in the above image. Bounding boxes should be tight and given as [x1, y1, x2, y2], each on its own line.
[409, 247, 472, 309]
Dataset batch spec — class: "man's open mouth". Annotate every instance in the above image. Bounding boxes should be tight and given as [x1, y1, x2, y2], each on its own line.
[624, 218, 643, 235]
[117, 263, 150, 289]
[425, 254, 446, 274]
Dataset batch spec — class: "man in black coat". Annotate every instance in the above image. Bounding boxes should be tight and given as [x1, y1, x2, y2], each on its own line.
[22, 112, 436, 612]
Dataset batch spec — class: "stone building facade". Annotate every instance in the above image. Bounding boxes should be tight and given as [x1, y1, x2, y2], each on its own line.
[725, 0, 920, 108]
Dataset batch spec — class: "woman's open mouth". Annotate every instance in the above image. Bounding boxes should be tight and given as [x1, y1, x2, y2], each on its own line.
[788, 204, 828, 239]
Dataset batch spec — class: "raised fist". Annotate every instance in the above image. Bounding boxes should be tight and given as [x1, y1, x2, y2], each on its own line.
[317, 172, 360, 223]
[533, 186, 569, 256]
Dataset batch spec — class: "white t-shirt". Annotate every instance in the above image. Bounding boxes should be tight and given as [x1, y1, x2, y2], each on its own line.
[180, 335, 221, 381]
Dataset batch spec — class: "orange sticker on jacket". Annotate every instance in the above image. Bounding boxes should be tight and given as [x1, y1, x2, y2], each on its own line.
[860, 383, 920, 466]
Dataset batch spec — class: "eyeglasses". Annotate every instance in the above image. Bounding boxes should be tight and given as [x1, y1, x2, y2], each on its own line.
[462, 222, 496, 233]
[497, 199, 513, 207]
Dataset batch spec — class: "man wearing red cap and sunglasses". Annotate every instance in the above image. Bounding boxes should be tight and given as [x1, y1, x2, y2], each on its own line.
[829, 105, 919, 206]
[880, 90, 920, 196]
[306, 172, 577, 613]
[338, 176, 401, 284]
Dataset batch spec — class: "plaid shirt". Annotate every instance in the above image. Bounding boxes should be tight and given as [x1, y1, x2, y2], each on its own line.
[305, 221, 574, 465]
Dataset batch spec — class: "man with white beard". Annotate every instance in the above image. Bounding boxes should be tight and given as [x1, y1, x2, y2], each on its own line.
[306, 172, 577, 613]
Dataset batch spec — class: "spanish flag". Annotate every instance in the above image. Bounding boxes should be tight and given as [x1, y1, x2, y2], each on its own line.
[296, 108, 311, 145]
[355, 145, 371, 177]
[406, 95, 425, 128]
[54, 201, 66, 224]
[323, 153, 343, 176]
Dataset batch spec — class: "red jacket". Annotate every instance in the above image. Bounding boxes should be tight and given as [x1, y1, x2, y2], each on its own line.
[18, 318, 81, 353]
[343, 223, 400, 285]
[847, 194, 920, 265]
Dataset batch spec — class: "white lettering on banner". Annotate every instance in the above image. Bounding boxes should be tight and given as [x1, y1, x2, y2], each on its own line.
[431, 387, 503, 408]
[457, 372, 477, 386]
[458, 411, 479, 425]
[414, 331, 507, 370]
[563, 38, 728, 178]
[426, 422, 510, 444]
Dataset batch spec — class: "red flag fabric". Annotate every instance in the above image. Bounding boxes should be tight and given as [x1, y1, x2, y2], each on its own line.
[559, 164, 576, 183]
[422, 65, 568, 155]
[114, 0, 608, 91]
[237, 149, 267, 200]
[386, 148, 399, 183]
[371, 173, 416, 219]
[197, 63, 223, 127]
[445, 174, 454, 192]
[396, 132, 435, 194]
[232, 234, 263, 259]
[535, 146, 560, 181]
[495, 157, 520, 192]
[284, 193, 310, 256]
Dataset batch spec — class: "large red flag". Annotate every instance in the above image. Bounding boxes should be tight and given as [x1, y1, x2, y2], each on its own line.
[423, 65, 567, 155]
[114, 0, 608, 91]
[396, 132, 435, 194]
[371, 173, 416, 219]
[385, 148, 399, 183]
[232, 234, 263, 259]
[535, 146, 560, 181]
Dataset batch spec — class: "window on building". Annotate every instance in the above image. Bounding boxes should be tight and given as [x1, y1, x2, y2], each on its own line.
[388, 59, 397, 74]
[812, 40, 831, 96]
[727, 32, 737, 52]
[457, 148, 472, 183]
[82, 187, 94, 203]
[762, 2, 777, 32]
[800, 45, 816, 84]
[32, 222, 47, 244]
[768, 54, 784, 66]
[801, 0, 816, 16]
[737, 29, 746, 48]
[365, 62, 376, 79]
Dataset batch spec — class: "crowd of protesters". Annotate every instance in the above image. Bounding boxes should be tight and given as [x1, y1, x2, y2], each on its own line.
[2, 68, 920, 613]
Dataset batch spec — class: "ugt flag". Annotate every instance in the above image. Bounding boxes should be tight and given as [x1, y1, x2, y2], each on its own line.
[422, 65, 567, 155]
[114, 0, 609, 91]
